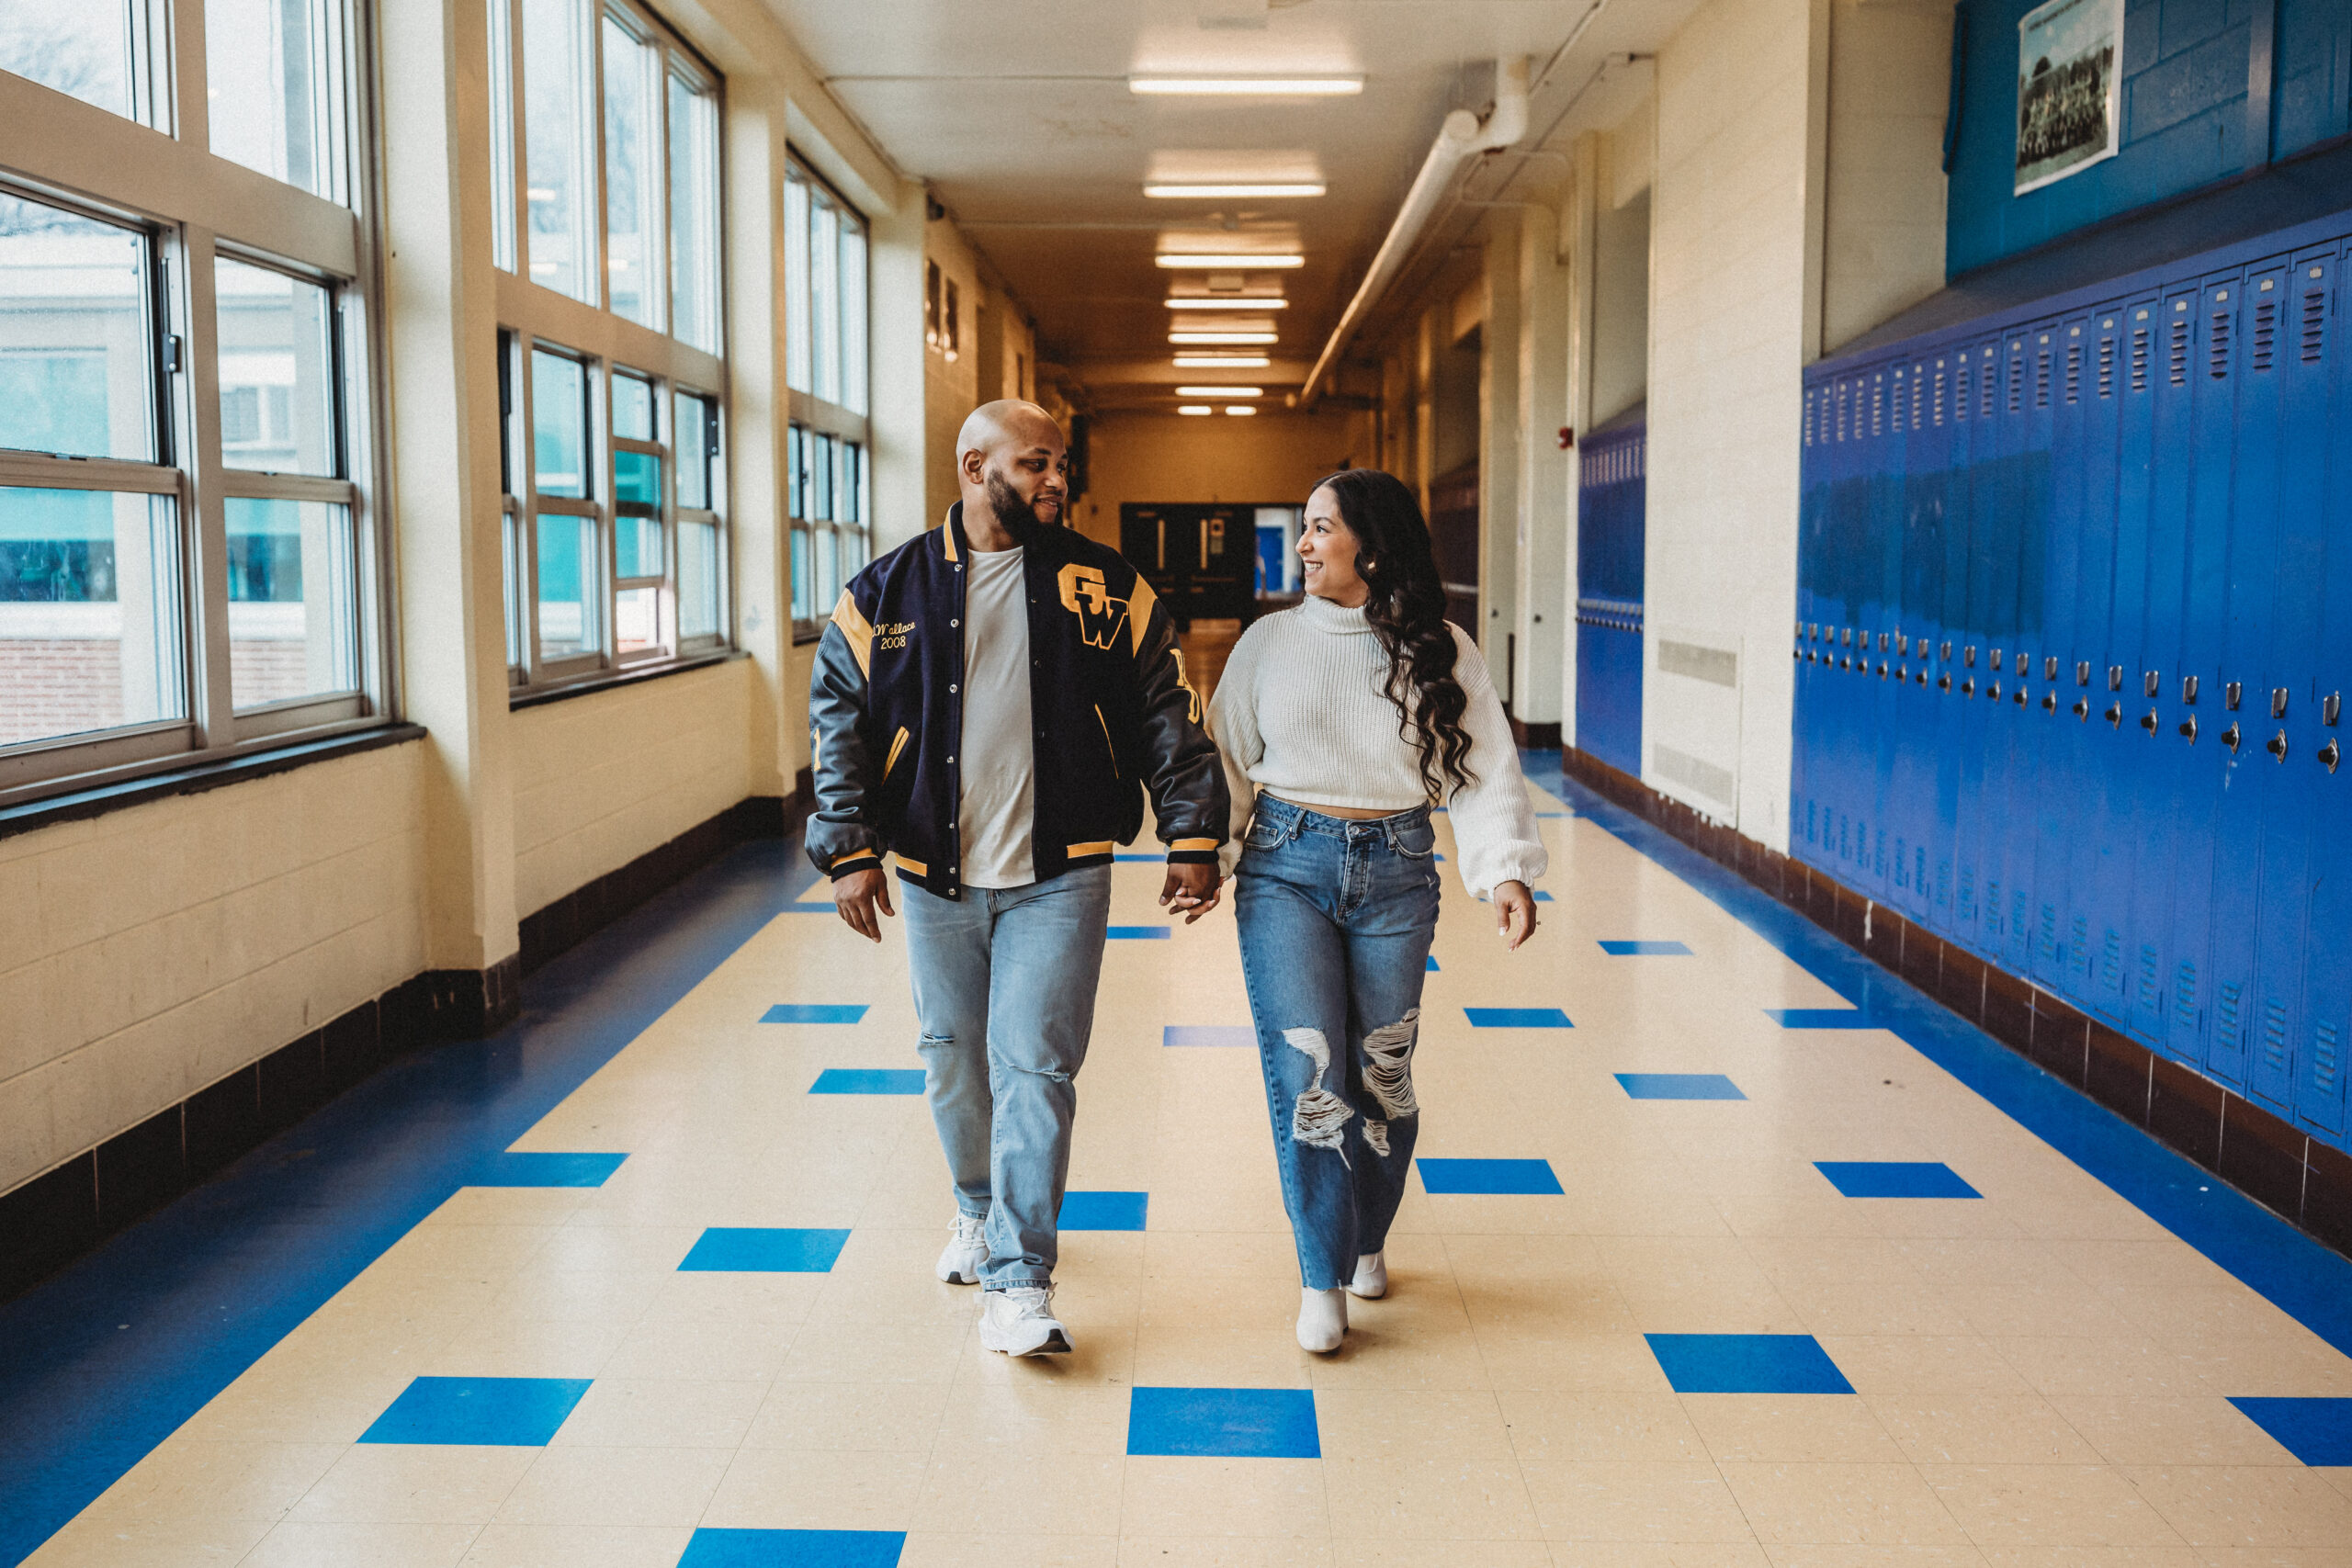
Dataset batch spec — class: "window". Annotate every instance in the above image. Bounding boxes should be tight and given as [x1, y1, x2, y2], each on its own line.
[492, 0, 729, 693]
[785, 155, 869, 640]
[0, 6, 381, 803]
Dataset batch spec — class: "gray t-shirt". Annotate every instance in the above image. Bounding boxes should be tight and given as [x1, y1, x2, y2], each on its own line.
[956, 545, 1036, 887]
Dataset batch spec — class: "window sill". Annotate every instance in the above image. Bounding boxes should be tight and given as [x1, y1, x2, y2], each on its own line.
[509, 649, 744, 711]
[0, 723, 429, 843]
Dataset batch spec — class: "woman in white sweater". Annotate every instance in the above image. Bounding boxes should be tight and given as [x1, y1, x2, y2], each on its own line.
[1209, 468, 1547, 1352]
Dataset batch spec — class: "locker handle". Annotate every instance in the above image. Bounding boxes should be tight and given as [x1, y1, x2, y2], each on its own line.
[2222, 723, 2241, 753]
[2073, 698, 2089, 719]
[1939, 673, 1951, 691]
[1962, 679, 1974, 695]
[2322, 739, 2341, 773]
[2042, 693, 2057, 713]
[2014, 688, 2027, 705]
[2267, 730, 2290, 761]
[2140, 710, 2158, 734]
[2106, 703, 2122, 727]
[2178, 716, 2197, 742]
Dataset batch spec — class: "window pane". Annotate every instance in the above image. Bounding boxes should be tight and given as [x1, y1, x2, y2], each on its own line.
[615, 583, 657, 654]
[674, 391, 711, 509]
[0, 194, 153, 462]
[612, 369, 653, 439]
[214, 257, 337, 477]
[206, 0, 342, 199]
[815, 523, 839, 612]
[614, 450, 660, 508]
[0, 0, 141, 122]
[530, 348, 586, 497]
[679, 518, 718, 638]
[225, 497, 355, 708]
[790, 524, 812, 622]
[840, 218, 868, 415]
[602, 16, 661, 328]
[666, 69, 719, 354]
[502, 507, 523, 670]
[0, 486, 182, 746]
[783, 171, 809, 393]
[537, 511, 595, 659]
[523, 0, 595, 302]
[809, 431, 832, 521]
[488, 0, 516, 271]
[810, 193, 839, 403]
[615, 510, 659, 578]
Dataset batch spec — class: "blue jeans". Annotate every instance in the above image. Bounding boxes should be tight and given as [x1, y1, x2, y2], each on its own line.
[1235, 795, 1440, 1290]
[900, 865, 1113, 1289]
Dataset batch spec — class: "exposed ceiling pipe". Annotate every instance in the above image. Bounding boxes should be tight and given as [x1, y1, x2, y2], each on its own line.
[1300, 55, 1528, 407]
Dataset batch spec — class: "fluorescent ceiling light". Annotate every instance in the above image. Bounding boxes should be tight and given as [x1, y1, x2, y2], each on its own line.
[1171, 331, 1278, 344]
[1156, 254, 1305, 269]
[1166, 297, 1288, 310]
[1224, 406, 1259, 416]
[1145, 183, 1326, 199]
[1175, 386, 1262, 397]
[1129, 76, 1363, 96]
[1177, 404, 1214, 415]
[1174, 354, 1271, 367]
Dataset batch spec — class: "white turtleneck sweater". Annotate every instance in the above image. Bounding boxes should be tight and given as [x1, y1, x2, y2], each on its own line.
[1207, 595, 1548, 900]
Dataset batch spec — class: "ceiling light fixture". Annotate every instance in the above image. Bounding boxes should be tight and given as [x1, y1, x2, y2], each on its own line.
[1128, 76, 1363, 96]
[1171, 331, 1278, 344]
[1224, 406, 1259, 416]
[1174, 386, 1263, 397]
[1156, 254, 1305, 269]
[1166, 297, 1288, 310]
[1174, 354, 1271, 368]
[1177, 404, 1214, 415]
[1144, 183, 1326, 199]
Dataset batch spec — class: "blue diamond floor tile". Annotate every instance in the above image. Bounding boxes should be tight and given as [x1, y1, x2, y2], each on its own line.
[1426, 955, 1441, 972]
[1764, 1008, 1878, 1028]
[1127, 1386, 1320, 1458]
[763, 1004, 871, 1024]
[1163, 1025, 1255, 1047]
[1532, 890, 1554, 901]
[358, 1376, 593, 1446]
[1815, 1161, 1982, 1199]
[1416, 1157, 1564, 1195]
[2227, 1397, 2352, 1464]
[678, 1529, 908, 1567]
[678, 1227, 852, 1272]
[1616, 1073, 1747, 1100]
[1059, 1190, 1149, 1231]
[1599, 940, 1692, 956]
[469, 1152, 628, 1187]
[1114, 853, 1160, 862]
[809, 1068, 926, 1095]
[1645, 1334, 1854, 1394]
[1464, 1007, 1573, 1029]
[1108, 926, 1171, 940]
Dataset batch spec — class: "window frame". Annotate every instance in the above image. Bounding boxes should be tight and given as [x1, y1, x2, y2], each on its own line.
[492, 0, 730, 698]
[0, 0, 393, 808]
[785, 151, 868, 646]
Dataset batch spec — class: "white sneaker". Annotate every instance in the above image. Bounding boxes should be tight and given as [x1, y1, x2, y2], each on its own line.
[1297, 1286, 1347, 1353]
[935, 1212, 987, 1285]
[1347, 1251, 1387, 1300]
[979, 1285, 1071, 1356]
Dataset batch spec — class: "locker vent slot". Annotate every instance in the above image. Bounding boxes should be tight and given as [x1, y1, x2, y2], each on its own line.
[1910, 370, 1922, 430]
[2316, 1021, 2341, 1094]
[2069, 916, 2088, 976]
[2216, 982, 2243, 1050]
[2035, 345, 2052, 408]
[2130, 327, 2149, 391]
[2209, 309, 2232, 378]
[2138, 945, 2161, 1013]
[1894, 839, 1907, 889]
[2301, 286, 2326, 362]
[2038, 902, 2060, 962]
[1871, 380, 1883, 436]
[2063, 343, 2080, 404]
[1959, 869, 1976, 923]
[2169, 318, 2188, 385]
[2252, 299, 2277, 371]
[1985, 879, 2001, 936]
[1916, 846, 1927, 896]
[2175, 961, 2199, 1029]
[2098, 336, 2115, 398]
[1981, 360, 1996, 418]
[1956, 364, 1970, 417]
[1932, 368, 1945, 425]
[1803, 391, 1812, 445]
[2099, 929, 2122, 990]
[2008, 353, 2023, 412]
[2261, 999, 2290, 1077]
[1835, 383, 1848, 442]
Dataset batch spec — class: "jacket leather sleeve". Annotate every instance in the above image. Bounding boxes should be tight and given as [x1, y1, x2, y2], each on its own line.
[806, 604, 887, 880]
[1131, 591, 1231, 866]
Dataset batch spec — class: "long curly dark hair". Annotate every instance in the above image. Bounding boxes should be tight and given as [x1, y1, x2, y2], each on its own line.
[1313, 468, 1477, 798]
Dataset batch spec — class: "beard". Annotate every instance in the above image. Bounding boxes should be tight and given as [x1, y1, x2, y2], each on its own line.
[986, 469, 1060, 536]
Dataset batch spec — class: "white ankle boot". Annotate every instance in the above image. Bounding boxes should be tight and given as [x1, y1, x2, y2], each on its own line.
[1297, 1287, 1347, 1352]
[1347, 1251, 1387, 1299]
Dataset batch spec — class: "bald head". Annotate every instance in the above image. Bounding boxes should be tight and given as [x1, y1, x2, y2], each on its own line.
[957, 399, 1069, 544]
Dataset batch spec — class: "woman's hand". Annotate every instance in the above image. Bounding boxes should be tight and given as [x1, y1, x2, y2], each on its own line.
[1493, 880, 1537, 950]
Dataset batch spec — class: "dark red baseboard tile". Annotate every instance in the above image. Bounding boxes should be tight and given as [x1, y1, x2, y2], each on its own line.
[1551, 744, 2349, 1264]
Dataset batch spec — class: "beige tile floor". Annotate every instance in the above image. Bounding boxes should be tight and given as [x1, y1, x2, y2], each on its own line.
[26, 784, 2352, 1566]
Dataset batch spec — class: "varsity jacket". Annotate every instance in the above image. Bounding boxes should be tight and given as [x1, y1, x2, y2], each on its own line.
[807, 502, 1229, 899]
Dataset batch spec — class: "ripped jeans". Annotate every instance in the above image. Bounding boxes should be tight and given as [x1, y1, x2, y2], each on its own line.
[1235, 795, 1440, 1291]
[901, 865, 1113, 1290]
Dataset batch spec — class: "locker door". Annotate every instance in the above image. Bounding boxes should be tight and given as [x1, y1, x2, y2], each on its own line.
[1873, 365, 1914, 913]
[1832, 373, 1874, 886]
[1940, 342, 1995, 942]
[2075, 303, 2134, 1020]
[2296, 240, 2352, 1142]
[1856, 367, 1894, 902]
[1994, 328, 2046, 976]
[2208, 261, 2292, 1105]
[1928, 345, 1982, 936]
[1894, 354, 1952, 925]
[1794, 384, 1821, 856]
[1957, 337, 2018, 957]
[2031, 317, 2089, 989]
[2168, 272, 2247, 1078]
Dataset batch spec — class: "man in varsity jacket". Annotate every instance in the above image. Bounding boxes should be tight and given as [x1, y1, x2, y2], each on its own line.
[807, 400, 1228, 1356]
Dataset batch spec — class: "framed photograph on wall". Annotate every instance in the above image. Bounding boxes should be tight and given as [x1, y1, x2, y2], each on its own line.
[2014, 0, 2124, 194]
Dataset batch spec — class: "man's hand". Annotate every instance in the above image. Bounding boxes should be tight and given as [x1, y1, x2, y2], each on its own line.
[1493, 880, 1538, 950]
[1159, 862, 1223, 924]
[834, 867, 896, 942]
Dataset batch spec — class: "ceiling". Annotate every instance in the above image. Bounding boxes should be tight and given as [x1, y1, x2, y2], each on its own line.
[765, 0, 1702, 410]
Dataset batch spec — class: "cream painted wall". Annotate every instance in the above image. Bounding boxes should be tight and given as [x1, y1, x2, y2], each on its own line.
[510, 661, 758, 916]
[1642, 0, 1823, 850]
[1820, 0, 1951, 354]
[0, 743, 428, 1193]
[1074, 410, 1369, 554]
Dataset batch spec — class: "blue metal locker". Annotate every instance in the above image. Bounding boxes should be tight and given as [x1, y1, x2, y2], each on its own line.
[2065, 304, 2129, 1014]
[1993, 328, 2043, 975]
[2030, 315, 2089, 991]
[1955, 337, 2017, 958]
[2099, 295, 2164, 1028]
[1939, 342, 1996, 940]
[1793, 387, 1818, 855]
[1894, 353, 1951, 925]
[1872, 365, 1913, 913]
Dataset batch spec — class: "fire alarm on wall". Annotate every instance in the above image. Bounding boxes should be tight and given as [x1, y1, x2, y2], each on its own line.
[1557, 427, 1574, 449]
